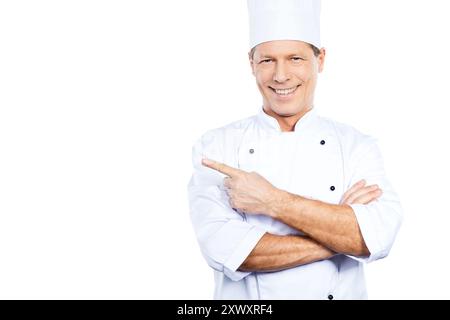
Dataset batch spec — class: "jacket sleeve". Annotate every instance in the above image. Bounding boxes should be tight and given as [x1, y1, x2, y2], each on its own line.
[347, 137, 403, 263]
[187, 130, 267, 281]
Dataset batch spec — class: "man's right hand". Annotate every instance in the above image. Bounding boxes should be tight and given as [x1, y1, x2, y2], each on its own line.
[340, 179, 382, 205]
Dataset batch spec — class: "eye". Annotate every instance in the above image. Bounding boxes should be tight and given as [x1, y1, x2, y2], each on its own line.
[291, 57, 305, 62]
[259, 59, 273, 64]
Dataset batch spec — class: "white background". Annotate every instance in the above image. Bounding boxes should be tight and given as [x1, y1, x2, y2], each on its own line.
[1, 0, 449, 299]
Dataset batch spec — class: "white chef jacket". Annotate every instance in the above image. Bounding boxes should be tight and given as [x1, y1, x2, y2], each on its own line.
[187, 107, 402, 300]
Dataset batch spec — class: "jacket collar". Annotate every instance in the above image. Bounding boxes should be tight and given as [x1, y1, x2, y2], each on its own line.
[256, 106, 318, 134]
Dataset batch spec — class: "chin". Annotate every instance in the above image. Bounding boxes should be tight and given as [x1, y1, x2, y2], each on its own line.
[271, 105, 301, 117]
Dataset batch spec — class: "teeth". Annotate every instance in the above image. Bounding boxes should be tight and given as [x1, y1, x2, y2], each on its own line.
[273, 86, 298, 95]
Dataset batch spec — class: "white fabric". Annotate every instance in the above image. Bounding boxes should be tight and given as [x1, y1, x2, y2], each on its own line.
[187, 107, 403, 299]
[247, 0, 321, 49]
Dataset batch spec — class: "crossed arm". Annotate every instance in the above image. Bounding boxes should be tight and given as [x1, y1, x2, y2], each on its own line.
[239, 233, 335, 272]
[202, 159, 381, 272]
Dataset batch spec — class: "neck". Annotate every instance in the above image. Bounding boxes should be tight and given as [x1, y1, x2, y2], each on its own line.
[263, 106, 313, 132]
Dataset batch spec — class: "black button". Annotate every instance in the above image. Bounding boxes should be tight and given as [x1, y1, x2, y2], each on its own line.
[330, 186, 335, 191]
[249, 148, 254, 154]
[320, 140, 326, 145]
[328, 294, 334, 300]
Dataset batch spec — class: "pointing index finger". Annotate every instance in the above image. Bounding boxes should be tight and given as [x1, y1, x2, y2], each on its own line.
[202, 158, 242, 177]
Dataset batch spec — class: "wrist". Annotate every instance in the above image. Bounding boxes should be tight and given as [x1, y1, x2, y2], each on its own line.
[267, 188, 292, 219]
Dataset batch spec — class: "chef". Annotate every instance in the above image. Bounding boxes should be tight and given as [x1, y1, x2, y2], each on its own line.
[187, 0, 402, 299]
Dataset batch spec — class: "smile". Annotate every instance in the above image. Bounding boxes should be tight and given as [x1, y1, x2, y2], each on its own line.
[269, 85, 301, 96]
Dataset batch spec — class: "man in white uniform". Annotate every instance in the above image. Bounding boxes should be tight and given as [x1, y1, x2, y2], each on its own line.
[187, 0, 402, 299]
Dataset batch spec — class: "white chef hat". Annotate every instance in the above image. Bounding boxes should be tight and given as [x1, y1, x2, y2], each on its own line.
[247, 0, 321, 50]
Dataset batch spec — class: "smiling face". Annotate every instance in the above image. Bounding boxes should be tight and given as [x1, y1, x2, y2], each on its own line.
[249, 40, 326, 131]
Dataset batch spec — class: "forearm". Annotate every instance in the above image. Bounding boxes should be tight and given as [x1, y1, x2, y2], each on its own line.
[238, 233, 335, 272]
[271, 191, 369, 257]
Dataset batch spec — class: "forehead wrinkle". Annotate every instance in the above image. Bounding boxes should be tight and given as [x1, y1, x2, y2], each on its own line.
[260, 53, 303, 58]
[256, 46, 309, 58]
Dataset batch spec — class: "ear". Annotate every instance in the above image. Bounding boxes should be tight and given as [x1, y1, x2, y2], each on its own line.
[318, 47, 326, 73]
[248, 52, 256, 76]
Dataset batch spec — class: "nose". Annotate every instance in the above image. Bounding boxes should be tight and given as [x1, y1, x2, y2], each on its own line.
[273, 61, 290, 83]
